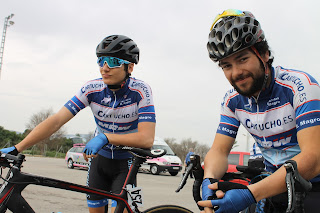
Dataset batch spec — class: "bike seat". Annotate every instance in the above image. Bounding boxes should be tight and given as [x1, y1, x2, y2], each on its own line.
[117, 146, 166, 158]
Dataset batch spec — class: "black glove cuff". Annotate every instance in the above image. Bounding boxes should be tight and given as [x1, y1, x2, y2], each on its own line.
[11, 146, 19, 155]
[206, 178, 218, 184]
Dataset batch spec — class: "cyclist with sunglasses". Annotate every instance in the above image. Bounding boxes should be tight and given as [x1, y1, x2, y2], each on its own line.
[198, 9, 320, 213]
[0, 35, 156, 213]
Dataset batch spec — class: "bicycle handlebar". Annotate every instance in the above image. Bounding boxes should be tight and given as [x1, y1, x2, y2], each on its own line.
[0, 152, 25, 169]
[176, 155, 313, 212]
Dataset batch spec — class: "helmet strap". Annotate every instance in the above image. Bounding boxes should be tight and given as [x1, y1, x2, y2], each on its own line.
[250, 46, 270, 91]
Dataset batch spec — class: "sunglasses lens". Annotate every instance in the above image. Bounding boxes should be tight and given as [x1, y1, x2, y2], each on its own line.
[223, 9, 243, 16]
[97, 57, 125, 68]
[210, 9, 244, 31]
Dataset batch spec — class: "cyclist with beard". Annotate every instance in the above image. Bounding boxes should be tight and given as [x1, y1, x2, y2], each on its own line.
[198, 9, 320, 213]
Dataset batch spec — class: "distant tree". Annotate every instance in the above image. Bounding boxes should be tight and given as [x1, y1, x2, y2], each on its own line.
[164, 137, 177, 147]
[25, 108, 66, 155]
[195, 143, 210, 162]
[83, 131, 95, 143]
[164, 137, 209, 164]
[0, 126, 25, 148]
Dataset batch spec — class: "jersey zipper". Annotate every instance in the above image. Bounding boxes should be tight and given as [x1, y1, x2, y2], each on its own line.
[253, 94, 278, 165]
[111, 91, 117, 159]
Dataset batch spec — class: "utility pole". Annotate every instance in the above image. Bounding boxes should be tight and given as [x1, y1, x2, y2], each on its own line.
[0, 14, 15, 79]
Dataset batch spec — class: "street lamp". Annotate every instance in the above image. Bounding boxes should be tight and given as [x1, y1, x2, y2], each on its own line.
[0, 14, 15, 79]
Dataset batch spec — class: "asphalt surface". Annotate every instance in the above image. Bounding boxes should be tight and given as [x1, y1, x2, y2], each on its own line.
[5, 156, 199, 213]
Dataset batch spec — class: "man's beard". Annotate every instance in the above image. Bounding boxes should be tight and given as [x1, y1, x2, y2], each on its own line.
[231, 70, 266, 97]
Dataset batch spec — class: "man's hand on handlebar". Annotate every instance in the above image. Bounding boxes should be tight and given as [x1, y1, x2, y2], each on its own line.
[0, 146, 19, 156]
[198, 182, 256, 213]
[83, 133, 109, 161]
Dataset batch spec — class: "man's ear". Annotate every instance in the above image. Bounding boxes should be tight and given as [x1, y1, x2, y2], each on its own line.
[262, 50, 270, 63]
[128, 63, 134, 74]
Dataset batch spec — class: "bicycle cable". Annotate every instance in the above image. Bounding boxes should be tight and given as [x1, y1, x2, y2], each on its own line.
[249, 173, 270, 185]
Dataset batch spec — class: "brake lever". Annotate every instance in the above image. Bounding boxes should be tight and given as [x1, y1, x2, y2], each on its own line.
[284, 160, 312, 213]
[175, 163, 193, 192]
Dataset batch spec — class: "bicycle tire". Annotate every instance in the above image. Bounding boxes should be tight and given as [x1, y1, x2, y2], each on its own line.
[143, 204, 193, 213]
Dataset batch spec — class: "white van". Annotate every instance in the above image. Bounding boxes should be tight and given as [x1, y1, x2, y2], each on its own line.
[140, 137, 182, 176]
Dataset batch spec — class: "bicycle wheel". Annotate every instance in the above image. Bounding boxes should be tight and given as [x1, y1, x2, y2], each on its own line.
[143, 204, 193, 213]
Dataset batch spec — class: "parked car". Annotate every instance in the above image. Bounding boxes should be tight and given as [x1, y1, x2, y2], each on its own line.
[65, 143, 89, 169]
[226, 151, 250, 185]
[139, 137, 182, 176]
[201, 151, 250, 185]
[227, 151, 250, 172]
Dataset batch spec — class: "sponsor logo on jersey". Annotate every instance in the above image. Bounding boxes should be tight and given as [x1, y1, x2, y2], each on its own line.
[98, 121, 132, 131]
[279, 73, 305, 92]
[244, 98, 252, 111]
[267, 97, 280, 107]
[245, 115, 294, 131]
[101, 97, 111, 105]
[131, 82, 150, 98]
[256, 134, 292, 148]
[81, 82, 104, 94]
[120, 98, 132, 106]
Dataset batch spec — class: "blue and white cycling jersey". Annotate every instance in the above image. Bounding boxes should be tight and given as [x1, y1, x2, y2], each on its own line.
[249, 142, 263, 160]
[218, 66, 320, 182]
[64, 77, 156, 159]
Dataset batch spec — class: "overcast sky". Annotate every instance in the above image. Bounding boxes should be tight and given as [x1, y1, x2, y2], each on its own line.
[1, 0, 319, 151]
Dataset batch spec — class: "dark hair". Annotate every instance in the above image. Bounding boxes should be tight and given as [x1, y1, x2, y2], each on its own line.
[124, 64, 131, 78]
[253, 40, 273, 67]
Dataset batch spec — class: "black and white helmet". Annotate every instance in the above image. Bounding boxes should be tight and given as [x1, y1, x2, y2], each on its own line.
[96, 35, 139, 64]
[207, 10, 265, 62]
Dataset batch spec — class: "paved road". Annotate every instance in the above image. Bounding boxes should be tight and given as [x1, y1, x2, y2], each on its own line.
[7, 156, 199, 213]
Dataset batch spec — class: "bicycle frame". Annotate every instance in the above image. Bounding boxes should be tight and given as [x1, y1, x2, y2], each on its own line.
[0, 148, 165, 213]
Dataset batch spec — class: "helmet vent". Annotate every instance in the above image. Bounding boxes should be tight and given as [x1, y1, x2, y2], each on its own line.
[224, 21, 232, 31]
[216, 31, 223, 42]
[113, 44, 123, 51]
[233, 41, 242, 51]
[207, 42, 218, 55]
[213, 43, 218, 53]
[231, 28, 239, 41]
[245, 17, 251, 24]
[122, 39, 131, 44]
[252, 26, 257, 35]
[254, 20, 259, 26]
[245, 35, 253, 43]
[209, 30, 216, 39]
[225, 34, 231, 48]
[243, 25, 249, 33]
[234, 17, 241, 25]
[217, 43, 225, 55]
[216, 20, 224, 29]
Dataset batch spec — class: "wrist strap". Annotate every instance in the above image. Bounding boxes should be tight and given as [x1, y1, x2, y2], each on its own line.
[204, 178, 218, 184]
